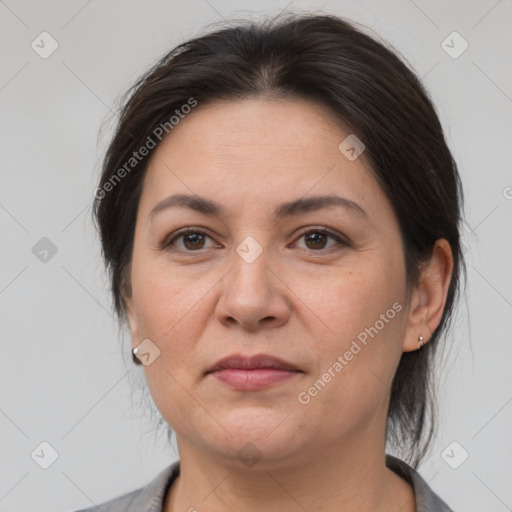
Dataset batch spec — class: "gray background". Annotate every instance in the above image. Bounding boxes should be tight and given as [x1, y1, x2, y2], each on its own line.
[1, 0, 511, 510]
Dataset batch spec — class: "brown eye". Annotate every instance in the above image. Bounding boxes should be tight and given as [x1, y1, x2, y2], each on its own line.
[293, 228, 347, 251]
[182, 232, 206, 250]
[304, 231, 328, 250]
[163, 229, 217, 252]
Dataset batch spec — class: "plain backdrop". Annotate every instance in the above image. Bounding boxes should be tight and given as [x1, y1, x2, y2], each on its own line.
[1, 1, 511, 511]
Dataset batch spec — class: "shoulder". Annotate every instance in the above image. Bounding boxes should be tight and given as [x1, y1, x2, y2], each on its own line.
[385, 454, 454, 512]
[73, 457, 453, 512]
[72, 461, 180, 512]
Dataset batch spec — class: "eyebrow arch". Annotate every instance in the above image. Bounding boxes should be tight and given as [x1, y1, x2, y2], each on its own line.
[148, 193, 367, 221]
[275, 195, 367, 219]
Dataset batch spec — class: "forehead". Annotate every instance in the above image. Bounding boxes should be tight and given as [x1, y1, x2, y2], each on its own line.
[138, 98, 388, 221]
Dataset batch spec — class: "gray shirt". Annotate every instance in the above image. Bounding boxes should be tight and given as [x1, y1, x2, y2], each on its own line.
[73, 454, 454, 512]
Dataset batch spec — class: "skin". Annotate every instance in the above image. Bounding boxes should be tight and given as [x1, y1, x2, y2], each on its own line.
[124, 97, 453, 512]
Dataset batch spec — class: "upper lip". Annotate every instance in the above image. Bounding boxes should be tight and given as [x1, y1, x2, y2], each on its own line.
[206, 354, 301, 374]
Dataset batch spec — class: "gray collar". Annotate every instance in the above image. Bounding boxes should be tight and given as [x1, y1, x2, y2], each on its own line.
[385, 454, 454, 511]
[78, 456, 453, 512]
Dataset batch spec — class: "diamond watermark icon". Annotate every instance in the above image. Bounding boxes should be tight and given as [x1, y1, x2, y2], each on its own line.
[441, 32, 468, 59]
[31, 441, 59, 469]
[32, 237, 58, 263]
[441, 441, 469, 469]
[236, 236, 263, 264]
[237, 442, 262, 468]
[338, 134, 365, 161]
[31, 32, 59, 59]
[133, 338, 161, 366]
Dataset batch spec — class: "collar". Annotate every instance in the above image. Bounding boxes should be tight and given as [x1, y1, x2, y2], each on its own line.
[91, 455, 453, 512]
[385, 454, 454, 511]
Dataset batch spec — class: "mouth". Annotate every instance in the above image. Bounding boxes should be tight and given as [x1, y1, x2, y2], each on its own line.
[206, 353, 303, 390]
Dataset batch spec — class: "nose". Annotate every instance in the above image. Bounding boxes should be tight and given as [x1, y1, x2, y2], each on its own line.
[215, 240, 291, 332]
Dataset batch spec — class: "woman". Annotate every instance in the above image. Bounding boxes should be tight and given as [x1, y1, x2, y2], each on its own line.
[81, 12, 463, 512]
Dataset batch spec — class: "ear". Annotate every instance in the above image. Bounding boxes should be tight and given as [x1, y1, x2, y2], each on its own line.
[122, 275, 140, 350]
[125, 294, 139, 348]
[402, 238, 454, 352]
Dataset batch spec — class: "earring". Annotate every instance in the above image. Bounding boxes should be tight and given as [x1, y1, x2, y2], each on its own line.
[417, 335, 424, 351]
[132, 348, 142, 365]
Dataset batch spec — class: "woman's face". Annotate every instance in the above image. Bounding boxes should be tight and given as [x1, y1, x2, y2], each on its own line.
[125, 98, 417, 467]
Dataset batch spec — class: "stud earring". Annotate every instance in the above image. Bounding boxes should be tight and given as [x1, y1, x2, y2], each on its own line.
[418, 335, 424, 351]
[132, 348, 142, 365]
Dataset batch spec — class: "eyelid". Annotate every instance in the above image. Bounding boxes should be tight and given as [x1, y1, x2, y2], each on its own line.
[161, 226, 218, 250]
[291, 226, 350, 249]
[161, 225, 350, 252]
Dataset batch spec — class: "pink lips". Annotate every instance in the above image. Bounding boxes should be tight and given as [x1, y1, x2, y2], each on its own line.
[206, 354, 302, 390]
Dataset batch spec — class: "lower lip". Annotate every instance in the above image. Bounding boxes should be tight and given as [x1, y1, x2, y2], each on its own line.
[211, 369, 300, 390]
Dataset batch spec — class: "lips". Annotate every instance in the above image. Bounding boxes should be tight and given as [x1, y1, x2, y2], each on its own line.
[207, 354, 300, 373]
[206, 354, 302, 390]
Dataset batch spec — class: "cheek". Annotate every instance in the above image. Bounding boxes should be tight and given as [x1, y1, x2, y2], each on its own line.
[318, 258, 406, 344]
[306, 257, 407, 399]
[133, 267, 211, 430]
[130, 255, 212, 340]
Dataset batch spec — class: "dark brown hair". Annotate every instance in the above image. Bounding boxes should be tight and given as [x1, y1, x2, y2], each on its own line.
[93, 13, 465, 468]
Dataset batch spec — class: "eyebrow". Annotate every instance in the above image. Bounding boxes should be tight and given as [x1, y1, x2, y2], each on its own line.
[148, 193, 367, 221]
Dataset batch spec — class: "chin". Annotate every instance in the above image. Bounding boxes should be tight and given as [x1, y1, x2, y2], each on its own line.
[221, 406, 292, 436]
[205, 409, 309, 464]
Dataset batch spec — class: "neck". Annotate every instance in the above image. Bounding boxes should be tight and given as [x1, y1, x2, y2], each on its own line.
[163, 432, 415, 512]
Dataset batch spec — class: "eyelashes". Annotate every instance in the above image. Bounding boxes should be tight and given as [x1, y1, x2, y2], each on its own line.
[163, 228, 217, 252]
[161, 226, 350, 254]
[291, 227, 348, 251]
